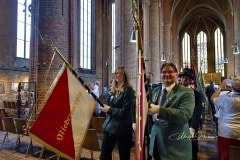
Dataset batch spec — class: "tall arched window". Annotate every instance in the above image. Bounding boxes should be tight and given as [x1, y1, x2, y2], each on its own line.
[182, 33, 191, 68]
[17, 0, 32, 59]
[112, 2, 116, 73]
[80, 0, 92, 70]
[197, 31, 208, 73]
[214, 28, 225, 77]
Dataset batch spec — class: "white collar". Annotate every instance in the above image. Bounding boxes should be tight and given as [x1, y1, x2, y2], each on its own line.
[163, 83, 175, 92]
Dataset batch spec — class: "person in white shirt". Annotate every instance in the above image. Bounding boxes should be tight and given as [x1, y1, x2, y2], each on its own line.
[211, 76, 240, 160]
[93, 81, 101, 116]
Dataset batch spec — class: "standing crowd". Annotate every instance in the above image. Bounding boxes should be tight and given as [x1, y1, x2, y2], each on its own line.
[88, 62, 239, 160]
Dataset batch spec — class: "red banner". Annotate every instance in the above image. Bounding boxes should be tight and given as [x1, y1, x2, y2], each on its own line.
[29, 66, 96, 160]
[135, 50, 148, 160]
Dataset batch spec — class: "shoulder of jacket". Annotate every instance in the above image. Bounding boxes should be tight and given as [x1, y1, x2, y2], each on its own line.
[178, 85, 193, 92]
[124, 86, 134, 93]
[152, 83, 162, 88]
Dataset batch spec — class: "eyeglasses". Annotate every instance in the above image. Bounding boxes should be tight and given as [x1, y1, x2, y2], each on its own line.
[161, 70, 176, 74]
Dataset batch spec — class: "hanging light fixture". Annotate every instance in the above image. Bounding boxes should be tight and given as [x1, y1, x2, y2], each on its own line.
[130, 26, 136, 43]
[161, 52, 166, 61]
[233, 43, 240, 54]
[233, 43, 239, 76]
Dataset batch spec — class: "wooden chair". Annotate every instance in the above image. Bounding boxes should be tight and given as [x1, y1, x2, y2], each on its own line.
[91, 117, 105, 134]
[11, 101, 17, 109]
[229, 145, 240, 160]
[0, 118, 5, 146]
[5, 101, 16, 116]
[91, 117, 105, 149]
[0, 118, 4, 132]
[11, 101, 18, 114]
[81, 129, 100, 159]
[1, 101, 9, 117]
[3, 101, 8, 108]
[6, 101, 12, 109]
[3, 101, 11, 115]
[14, 118, 33, 154]
[0, 117, 17, 150]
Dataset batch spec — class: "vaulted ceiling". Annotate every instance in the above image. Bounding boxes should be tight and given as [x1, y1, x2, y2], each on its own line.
[171, 0, 232, 36]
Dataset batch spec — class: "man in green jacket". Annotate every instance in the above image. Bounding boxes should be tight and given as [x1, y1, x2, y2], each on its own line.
[148, 63, 195, 160]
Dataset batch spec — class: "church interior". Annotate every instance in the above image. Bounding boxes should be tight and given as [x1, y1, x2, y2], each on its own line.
[0, 0, 240, 159]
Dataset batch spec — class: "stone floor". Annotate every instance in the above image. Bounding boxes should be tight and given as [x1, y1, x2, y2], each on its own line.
[197, 111, 218, 160]
[0, 109, 218, 160]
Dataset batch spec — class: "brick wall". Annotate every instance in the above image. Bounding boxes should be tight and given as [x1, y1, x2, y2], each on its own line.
[0, 0, 238, 112]
[0, 0, 29, 104]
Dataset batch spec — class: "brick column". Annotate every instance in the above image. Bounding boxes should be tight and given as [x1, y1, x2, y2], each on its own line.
[160, 0, 171, 62]
[149, 1, 160, 82]
[36, 0, 71, 111]
[234, 0, 240, 75]
[143, 1, 150, 71]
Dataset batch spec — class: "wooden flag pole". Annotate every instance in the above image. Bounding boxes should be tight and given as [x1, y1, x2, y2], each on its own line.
[132, 0, 151, 159]
[53, 47, 104, 107]
[36, 29, 104, 107]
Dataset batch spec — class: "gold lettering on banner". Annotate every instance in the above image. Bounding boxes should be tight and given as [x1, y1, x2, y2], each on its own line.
[56, 91, 82, 141]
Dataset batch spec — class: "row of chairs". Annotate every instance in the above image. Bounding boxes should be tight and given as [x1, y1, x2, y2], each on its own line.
[3, 100, 29, 117]
[3, 101, 18, 117]
[0, 117, 33, 155]
[0, 116, 105, 159]
[3, 101, 18, 109]
[32, 116, 106, 160]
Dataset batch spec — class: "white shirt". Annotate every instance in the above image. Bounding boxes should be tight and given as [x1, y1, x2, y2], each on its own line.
[153, 83, 176, 122]
[213, 91, 240, 139]
[93, 84, 101, 114]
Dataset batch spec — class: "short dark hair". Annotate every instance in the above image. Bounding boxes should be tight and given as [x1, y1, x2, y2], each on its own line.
[160, 63, 178, 72]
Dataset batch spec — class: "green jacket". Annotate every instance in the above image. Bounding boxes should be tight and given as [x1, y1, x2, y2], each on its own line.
[102, 86, 135, 135]
[149, 84, 194, 160]
[149, 83, 162, 104]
